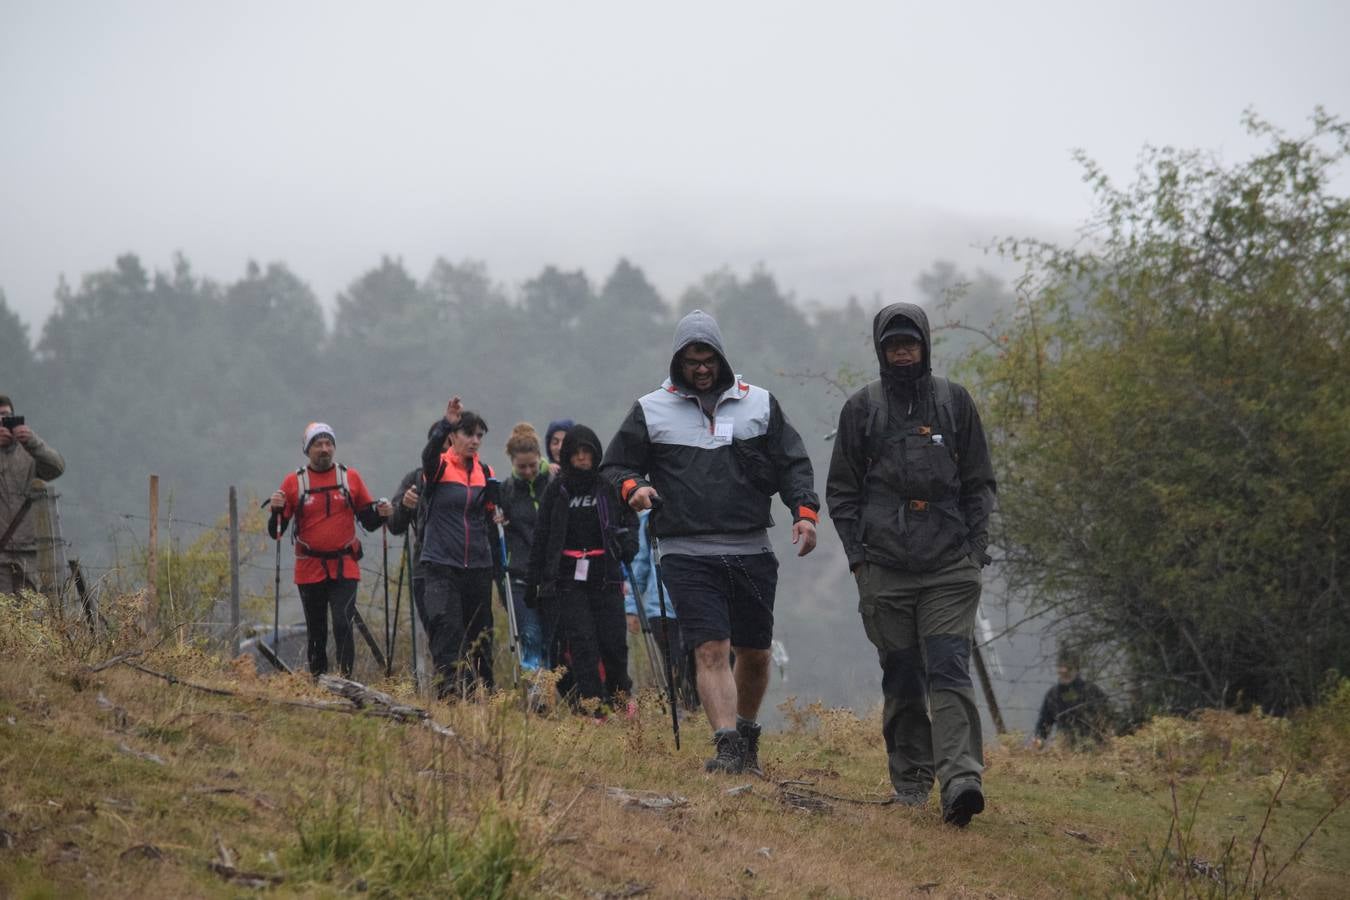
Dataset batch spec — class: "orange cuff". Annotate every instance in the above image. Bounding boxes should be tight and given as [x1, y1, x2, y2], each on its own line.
[797, 506, 818, 524]
[621, 478, 639, 501]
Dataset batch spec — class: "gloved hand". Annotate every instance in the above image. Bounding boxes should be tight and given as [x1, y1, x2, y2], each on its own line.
[523, 584, 540, 610]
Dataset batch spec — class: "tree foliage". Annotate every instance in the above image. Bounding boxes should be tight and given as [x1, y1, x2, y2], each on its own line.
[965, 110, 1350, 714]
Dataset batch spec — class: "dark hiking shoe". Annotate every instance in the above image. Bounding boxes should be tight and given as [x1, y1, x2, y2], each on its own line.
[941, 781, 985, 828]
[704, 729, 746, 774]
[893, 785, 931, 808]
[737, 719, 764, 776]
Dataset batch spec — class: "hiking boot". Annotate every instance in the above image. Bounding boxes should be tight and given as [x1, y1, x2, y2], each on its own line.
[737, 719, 764, 776]
[893, 785, 931, 809]
[941, 780, 985, 828]
[704, 729, 746, 774]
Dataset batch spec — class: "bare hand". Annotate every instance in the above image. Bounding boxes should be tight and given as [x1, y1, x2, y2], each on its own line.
[629, 486, 658, 512]
[402, 486, 420, 509]
[493, 508, 507, 525]
[444, 395, 463, 425]
[12, 424, 34, 446]
[791, 519, 817, 557]
[270, 490, 286, 511]
[0, 425, 10, 448]
[627, 613, 640, 635]
[376, 500, 393, 518]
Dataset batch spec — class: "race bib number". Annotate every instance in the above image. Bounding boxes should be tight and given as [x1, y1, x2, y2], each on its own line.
[714, 418, 734, 443]
[573, 558, 590, 580]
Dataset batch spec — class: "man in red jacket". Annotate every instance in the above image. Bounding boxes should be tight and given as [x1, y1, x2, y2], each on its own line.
[269, 422, 391, 677]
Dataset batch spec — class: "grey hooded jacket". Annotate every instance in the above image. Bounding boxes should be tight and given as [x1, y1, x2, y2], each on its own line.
[601, 309, 819, 540]
[825, 302, 996, 572]
[0, 431, 65, 556]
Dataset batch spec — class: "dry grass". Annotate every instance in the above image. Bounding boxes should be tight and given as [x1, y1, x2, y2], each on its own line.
[1, 592, 1347, 898]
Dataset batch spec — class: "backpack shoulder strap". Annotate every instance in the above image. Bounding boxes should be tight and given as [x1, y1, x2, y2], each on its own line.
[863, 379, 887, 441]
[335, 463, 354, 510]
[931, 376, 956, 438]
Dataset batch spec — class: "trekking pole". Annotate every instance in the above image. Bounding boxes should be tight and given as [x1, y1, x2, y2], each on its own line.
[646, 497, 680, 750]
[390, 536, 407, 671]
[382, 521, 392, 677]
[494, 521, 524, 687]
[606, 530, 667, 692]
[352, 608, 388, 671]
[405, 532, 420, 690]
[257, 500, 292, 674]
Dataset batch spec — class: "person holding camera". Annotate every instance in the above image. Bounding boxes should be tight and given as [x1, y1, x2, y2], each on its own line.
[0, 394, 65, 595]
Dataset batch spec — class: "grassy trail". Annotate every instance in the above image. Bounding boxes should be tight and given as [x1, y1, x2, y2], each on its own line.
[1, 598, 1347, 898]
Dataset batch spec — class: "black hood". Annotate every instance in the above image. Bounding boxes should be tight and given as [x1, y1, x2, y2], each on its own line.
[559, 424, 604, 476]
[544, 418, 574, 464]
[873, 301, 933, 378]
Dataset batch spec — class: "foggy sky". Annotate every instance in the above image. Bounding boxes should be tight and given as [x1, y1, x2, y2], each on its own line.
[3, 1, 1347, 327]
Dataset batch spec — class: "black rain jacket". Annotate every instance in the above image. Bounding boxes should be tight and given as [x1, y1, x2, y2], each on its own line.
[825, 301, 996, 572]
[601, 309, 819, 539]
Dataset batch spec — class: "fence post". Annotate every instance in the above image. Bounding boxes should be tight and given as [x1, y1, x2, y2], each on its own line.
[229, 486, 241, 657]
[147, 474, 159, 628]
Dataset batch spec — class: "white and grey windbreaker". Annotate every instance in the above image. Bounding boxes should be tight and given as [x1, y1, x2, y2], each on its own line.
[601, 309, 819, 539]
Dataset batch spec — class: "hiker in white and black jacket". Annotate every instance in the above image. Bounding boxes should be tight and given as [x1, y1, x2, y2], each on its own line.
[601, 309, 819, 775]
[826, 301, 996, 827]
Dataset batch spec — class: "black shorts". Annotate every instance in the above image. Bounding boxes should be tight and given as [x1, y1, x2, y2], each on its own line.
[658, 552, 778, 650]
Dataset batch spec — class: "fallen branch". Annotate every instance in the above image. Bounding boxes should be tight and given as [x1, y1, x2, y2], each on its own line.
[124, 661, 235, 696]
[117, 742, 166, 766]
[318, 675, 427, 721]
[118, 661, 457, 739]
[774, 779, 894, 806]
[603, 786, 689, 811]
[89, 650, 144, 673]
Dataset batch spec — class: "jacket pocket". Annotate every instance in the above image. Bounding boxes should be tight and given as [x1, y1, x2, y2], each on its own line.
[731, 436, 780, 496]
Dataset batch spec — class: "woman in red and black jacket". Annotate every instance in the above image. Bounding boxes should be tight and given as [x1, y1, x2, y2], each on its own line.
[526, 424, 638, 709]
[419, 397, 502, 699]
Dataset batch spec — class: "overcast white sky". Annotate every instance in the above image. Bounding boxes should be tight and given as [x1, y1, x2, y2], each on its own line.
[2, 1, 1347, 328]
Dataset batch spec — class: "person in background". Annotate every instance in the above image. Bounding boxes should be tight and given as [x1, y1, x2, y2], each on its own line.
[628, 508, 698, 709]
[497, 422, 550, 672]
[0, 394, 65, 595]
[386, 418, 450, 673]
[419, 397, 501, 699]
[269, 422, 391, 677]
[543, 419, 574, 469]
[1034, 651, 1114, 750]
[526, 425, 637, 710]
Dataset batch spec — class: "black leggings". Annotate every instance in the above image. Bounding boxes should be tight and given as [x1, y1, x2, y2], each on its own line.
[297, 579, 359, 677]
[421, 563, 495, 697]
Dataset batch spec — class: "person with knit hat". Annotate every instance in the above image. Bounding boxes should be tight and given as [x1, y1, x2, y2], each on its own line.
[269, 422, 392, 677]
[525, 424, 638, 709]
[601, 309, 820, 774]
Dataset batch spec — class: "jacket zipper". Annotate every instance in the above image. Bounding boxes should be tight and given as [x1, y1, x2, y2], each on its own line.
[462, 456, 472, 567]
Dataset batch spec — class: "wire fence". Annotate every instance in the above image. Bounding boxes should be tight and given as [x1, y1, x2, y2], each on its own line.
[10, 480, 1112, 731]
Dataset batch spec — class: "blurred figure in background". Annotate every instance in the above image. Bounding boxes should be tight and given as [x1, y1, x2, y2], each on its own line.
[0, 394, 65, 595]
